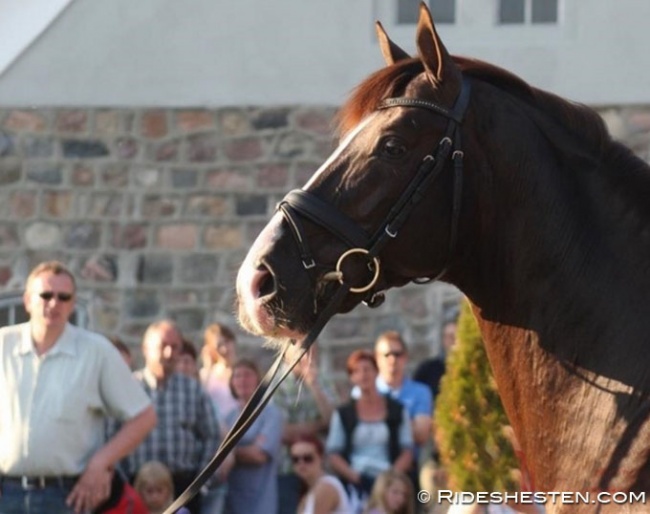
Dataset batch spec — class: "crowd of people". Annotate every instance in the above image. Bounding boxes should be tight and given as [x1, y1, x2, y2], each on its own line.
[0, 260, 462, 514]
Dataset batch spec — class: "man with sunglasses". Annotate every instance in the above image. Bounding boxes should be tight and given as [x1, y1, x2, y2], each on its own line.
[0, 260, 157, 514]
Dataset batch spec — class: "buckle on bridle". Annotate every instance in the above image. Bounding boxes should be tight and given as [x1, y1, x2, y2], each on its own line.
[322, 248, 381, 293]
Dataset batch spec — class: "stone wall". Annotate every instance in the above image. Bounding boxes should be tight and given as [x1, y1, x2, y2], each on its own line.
[1, 104, 649, 393]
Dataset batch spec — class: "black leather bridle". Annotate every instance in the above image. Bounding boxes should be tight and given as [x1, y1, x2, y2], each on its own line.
[163, 77, 471, 514]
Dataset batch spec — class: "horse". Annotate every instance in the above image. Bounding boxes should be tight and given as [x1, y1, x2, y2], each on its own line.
[236, 4, 650, 512]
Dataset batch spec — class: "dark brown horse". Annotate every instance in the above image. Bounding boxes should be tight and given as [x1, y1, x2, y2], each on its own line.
[236, 4, 650, 512]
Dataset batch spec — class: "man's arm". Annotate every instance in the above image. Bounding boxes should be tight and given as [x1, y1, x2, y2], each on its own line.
[67, 406, 157, 513]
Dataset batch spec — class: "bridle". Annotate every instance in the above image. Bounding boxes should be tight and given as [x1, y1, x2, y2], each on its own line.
[163, 76, 471, 514]
[278, 76, 471, 299]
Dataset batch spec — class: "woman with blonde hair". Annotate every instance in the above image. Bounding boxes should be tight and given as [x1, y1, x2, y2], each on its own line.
[200, 322, 239, 421]
[364, 470, 414, 514]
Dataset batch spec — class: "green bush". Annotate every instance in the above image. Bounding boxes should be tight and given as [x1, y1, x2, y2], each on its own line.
[434, 299, 519, 492]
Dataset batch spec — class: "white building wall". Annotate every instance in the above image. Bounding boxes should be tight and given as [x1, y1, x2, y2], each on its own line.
[0, 0, 648, 107]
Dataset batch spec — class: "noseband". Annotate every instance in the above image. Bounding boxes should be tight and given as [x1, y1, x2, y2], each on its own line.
[278, 77, 471, 299]
[162, 77, 471, 513]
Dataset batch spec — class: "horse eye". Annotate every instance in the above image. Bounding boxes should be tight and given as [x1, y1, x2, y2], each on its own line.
[380, 137, 407, 159]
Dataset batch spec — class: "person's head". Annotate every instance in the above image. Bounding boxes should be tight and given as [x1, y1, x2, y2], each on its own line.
[134, 461, 174, 513]
[289, 434, 325, 485]
[229, 358, 261, 403]
[176, 339, 198, 378]
[347, 349, 378, 393]
[202, 323, 237, 368]
[108, 335, 133, 368]
[442, 321, 457, 355]
[141, 319, 183, 380]
[23, 260, 77, 333]
[366, 469, 415, 514]
[374, 331, 408, 386]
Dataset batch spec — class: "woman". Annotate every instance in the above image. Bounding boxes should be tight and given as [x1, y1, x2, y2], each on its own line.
[199, 323, 239, 421]
[326, 350, 413, 501]
[223, 358, 283, 514]
[291, 434, 350, 514]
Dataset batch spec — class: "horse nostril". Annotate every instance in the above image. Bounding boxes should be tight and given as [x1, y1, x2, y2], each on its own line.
[252, 264, 276, 299]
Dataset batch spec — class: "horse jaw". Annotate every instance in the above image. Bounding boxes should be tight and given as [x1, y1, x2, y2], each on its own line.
[236, 213, 307, 342]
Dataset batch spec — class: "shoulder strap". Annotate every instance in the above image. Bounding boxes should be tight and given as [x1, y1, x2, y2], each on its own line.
[337, 400, 357, 463]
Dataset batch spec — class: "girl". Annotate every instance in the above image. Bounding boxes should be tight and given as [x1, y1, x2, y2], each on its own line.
[364, 470, 414, 514]
[133, 461, 190, 514]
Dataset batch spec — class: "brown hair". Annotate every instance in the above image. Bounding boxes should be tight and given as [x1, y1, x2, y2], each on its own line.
[180, 339, 198, 360]
[346, 349, 378, 375]
[375, 330, 408, 352]
[26, 260, 76, 292]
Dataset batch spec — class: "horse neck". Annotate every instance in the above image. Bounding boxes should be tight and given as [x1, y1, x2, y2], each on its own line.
[450, 113, 650, 491]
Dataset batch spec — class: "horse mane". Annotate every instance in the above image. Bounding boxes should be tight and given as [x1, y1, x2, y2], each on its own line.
[337, 55, 611, 156]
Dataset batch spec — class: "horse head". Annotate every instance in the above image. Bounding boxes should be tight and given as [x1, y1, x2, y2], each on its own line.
[236, 4, 471, 341]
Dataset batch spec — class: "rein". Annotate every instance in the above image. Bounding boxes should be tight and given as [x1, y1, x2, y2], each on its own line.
[163, 77, 471, 513]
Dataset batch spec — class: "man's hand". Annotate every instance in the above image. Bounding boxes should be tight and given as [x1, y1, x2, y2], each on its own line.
[66, 460, 113, 513]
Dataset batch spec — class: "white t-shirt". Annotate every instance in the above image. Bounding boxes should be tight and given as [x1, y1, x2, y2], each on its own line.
[300, 475, 351, 514]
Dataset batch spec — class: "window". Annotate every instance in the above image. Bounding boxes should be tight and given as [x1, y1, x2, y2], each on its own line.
[398, 0, 456, 24]
[499, 0, 558, 24]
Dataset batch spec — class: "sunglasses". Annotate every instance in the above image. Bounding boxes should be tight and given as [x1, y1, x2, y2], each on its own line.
[291, 453, 316, 465]
[383, 350, 405, 359]
[39, 291, 74, 302]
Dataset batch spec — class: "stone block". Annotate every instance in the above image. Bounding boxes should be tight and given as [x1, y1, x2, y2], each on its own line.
[168, 307, 205, 334]
[205, 167, 251, 191]
[64, 223, 102, 249]
[3, 110, 47, 132]
[141, 110, 168, 139]
[25, 163, 62, 185]
[155, 224, 197, 249]
[71, 163, 95, 186]
[55, 110, 88, 133]
[11, 192, 36, 218]
[274, 132, 312, 159]
[171, 168, 198, 188]
[223, 137, 263, 162]
[148, 139, 180, 162]
[94, 110, 122, 135]
[43, 191, 73, 218]
[110, 223, 148, 249]
[133, 167, 161, 188]
[142, 195, 179, 218]
[251, 108, 289, 130]
[204, 224, 243, 250]
[80, 254, 118, 282]
[219, 109, 251, 136]
[0, 224, 19, 248]
[124, 290, 161, 318]
[186, 133, 218, 162]
[0, 158, 21, 184]
[137, 254, 173, 284]
[176, 110, 215, 132]
[184, 194, 229, 217]
[62, 139, 109, 158]
[294, 109, 335, 135]
[25, 222, 62, 249]
[101, 164, 129, 187]
[88, 193, 123, 218]
[178, 254, 220, 283]
[115, 137, 139, 159]
[256, 163, 289, 188]
[22, 136, 54, 158]
[235, 194, 268, 216]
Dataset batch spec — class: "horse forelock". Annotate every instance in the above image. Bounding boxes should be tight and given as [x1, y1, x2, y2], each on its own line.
[335, 58, 424, 137]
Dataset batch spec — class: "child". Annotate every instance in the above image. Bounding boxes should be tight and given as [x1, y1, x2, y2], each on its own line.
[364, 470, 415, 514]
[134, 461, 191, 514]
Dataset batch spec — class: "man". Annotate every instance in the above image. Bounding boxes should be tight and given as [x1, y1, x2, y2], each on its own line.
[273, 344, 335, 514]
[413, 320, 458, 399]
[115, 319, 221, 514]
[373, 331, 433, 450]
[0, 260, 156, 514]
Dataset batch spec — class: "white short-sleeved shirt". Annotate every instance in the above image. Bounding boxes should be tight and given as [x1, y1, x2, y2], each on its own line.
[0, 322, 152, 476]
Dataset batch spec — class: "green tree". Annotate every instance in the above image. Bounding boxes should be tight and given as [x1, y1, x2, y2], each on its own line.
[434, 299, 519, 492]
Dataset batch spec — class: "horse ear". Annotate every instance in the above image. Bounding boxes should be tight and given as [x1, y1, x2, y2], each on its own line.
[375, 21, 411, 65]
[416, 2, 459, 84]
